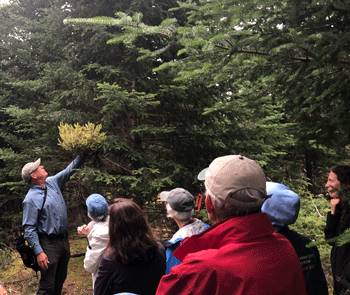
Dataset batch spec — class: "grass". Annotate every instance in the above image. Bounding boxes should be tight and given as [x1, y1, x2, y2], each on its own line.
[0, 232, 93, 295]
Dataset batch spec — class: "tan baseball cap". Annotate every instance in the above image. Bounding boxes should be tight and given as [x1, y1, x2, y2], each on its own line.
[21, 158, 41, 183]
[198, 155, 266, 204]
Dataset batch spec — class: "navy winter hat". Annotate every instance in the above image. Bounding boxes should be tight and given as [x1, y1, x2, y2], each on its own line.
[261, 182, 300, 231]
[86, 194, 109, 220]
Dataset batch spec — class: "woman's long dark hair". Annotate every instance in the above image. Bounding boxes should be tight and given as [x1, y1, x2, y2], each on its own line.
[332, 165, 350, 187]
[331, 164, 350, 221]
[106, 198, 158, 264]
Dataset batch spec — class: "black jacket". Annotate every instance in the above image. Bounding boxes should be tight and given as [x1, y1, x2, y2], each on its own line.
[94, 242, 166, 295]
[324, 204, 350, 295]
[279, 226, 328, 295]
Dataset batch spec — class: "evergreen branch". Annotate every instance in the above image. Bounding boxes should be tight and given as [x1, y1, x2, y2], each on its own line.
[0, 181, 24, 188]
[336, 228, 350, 247]
[100, 154, 134, 175]
[307, 228, 350, 248]
[64, 15, 177, 37]
[214, 45, 350, 64]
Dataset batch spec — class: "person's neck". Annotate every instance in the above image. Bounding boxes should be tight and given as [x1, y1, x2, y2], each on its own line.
[175, 217, 195, 229]
[32, 179, 45, 188]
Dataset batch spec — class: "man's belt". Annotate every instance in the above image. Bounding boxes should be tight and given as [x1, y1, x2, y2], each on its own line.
[38, 233, 68, 239]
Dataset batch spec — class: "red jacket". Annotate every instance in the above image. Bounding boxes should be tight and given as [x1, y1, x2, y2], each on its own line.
[156, 212, 307, 295]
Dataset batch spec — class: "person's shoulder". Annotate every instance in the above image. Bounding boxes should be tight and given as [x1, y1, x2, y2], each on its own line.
[23, 189, 34, 201]
[45, 176, 57, 184]
[168, 231, 184, 243]
[182, 248, 219, 265]
[45, 176, 59, 188]
[157, 241, 166, 253]
[100, 253, 117, 267]
[90, 222, 109, 239]
[23, 186, 43, 202]
[98, 254, 124, 276]
[282, 229, 321, 255]
[193, 219, 210, 229]
[165, 236, 183, 247]
[286, 229, 312, 243]
[87, 220, 95, 228]
[169, 248, 221, 279]
[279, 228, 316, 248]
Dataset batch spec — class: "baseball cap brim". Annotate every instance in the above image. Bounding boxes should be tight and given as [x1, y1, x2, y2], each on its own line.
[159, 191, 170, 202]
[197, 168, 208, 181]
[32, 158, 41, 172]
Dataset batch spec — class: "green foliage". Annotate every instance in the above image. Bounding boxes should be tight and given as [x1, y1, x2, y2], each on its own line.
[292, 194, 330, 242]
[75, 0, 350, 192]
[334, 228, 350, 248]
[58, 122, 106, 154]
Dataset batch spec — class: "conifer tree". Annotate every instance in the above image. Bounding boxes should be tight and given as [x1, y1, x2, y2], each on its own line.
[69, 0, 350, 189]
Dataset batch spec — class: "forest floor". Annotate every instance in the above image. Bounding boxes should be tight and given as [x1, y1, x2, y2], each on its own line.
[0, 203, 173, 295]
[0, 232, 93, 295]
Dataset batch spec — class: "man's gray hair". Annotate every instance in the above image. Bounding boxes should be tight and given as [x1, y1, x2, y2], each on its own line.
[166, 203, 193, 221]
[207, 187, 264, 220]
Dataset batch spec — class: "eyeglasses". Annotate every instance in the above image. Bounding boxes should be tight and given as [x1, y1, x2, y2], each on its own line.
[199, 182, 206, 195]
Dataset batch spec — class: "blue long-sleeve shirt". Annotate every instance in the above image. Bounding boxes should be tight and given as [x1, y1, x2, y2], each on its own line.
[22, 155, 85, 255]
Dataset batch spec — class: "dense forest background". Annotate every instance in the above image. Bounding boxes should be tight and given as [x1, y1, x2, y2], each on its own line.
[0, 0, 349, 293]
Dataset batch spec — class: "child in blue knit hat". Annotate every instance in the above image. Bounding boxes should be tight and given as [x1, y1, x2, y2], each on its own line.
[77, 194, 109, 288]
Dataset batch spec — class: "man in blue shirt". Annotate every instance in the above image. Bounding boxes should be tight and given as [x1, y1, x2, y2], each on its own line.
[21, 155, 85, 295]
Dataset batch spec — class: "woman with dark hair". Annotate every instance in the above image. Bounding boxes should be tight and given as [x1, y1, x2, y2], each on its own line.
[324, 164, 350, 295]
[94, 198, 166, 295]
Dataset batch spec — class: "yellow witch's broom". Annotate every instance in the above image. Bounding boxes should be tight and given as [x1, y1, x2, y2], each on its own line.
[58, 122, 106, 154]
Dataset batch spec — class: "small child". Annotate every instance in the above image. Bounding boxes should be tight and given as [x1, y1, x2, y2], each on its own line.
[77, 194, 109, 288]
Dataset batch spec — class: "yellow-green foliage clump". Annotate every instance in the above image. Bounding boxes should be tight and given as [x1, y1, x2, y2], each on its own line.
[58, 122, 106, 154]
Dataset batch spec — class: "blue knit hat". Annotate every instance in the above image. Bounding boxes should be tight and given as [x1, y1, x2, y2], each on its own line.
[261, 182, 300, 232]
[86, 194, 109, 220]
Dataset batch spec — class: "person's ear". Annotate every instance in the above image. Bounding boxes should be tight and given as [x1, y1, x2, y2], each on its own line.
[205, 194, 217, 223]
[205, 194, 213, 214]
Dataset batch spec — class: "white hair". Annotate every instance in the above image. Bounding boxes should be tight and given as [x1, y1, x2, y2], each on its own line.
[166, 203, 193, 221]
[206, 186, 264, 220]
